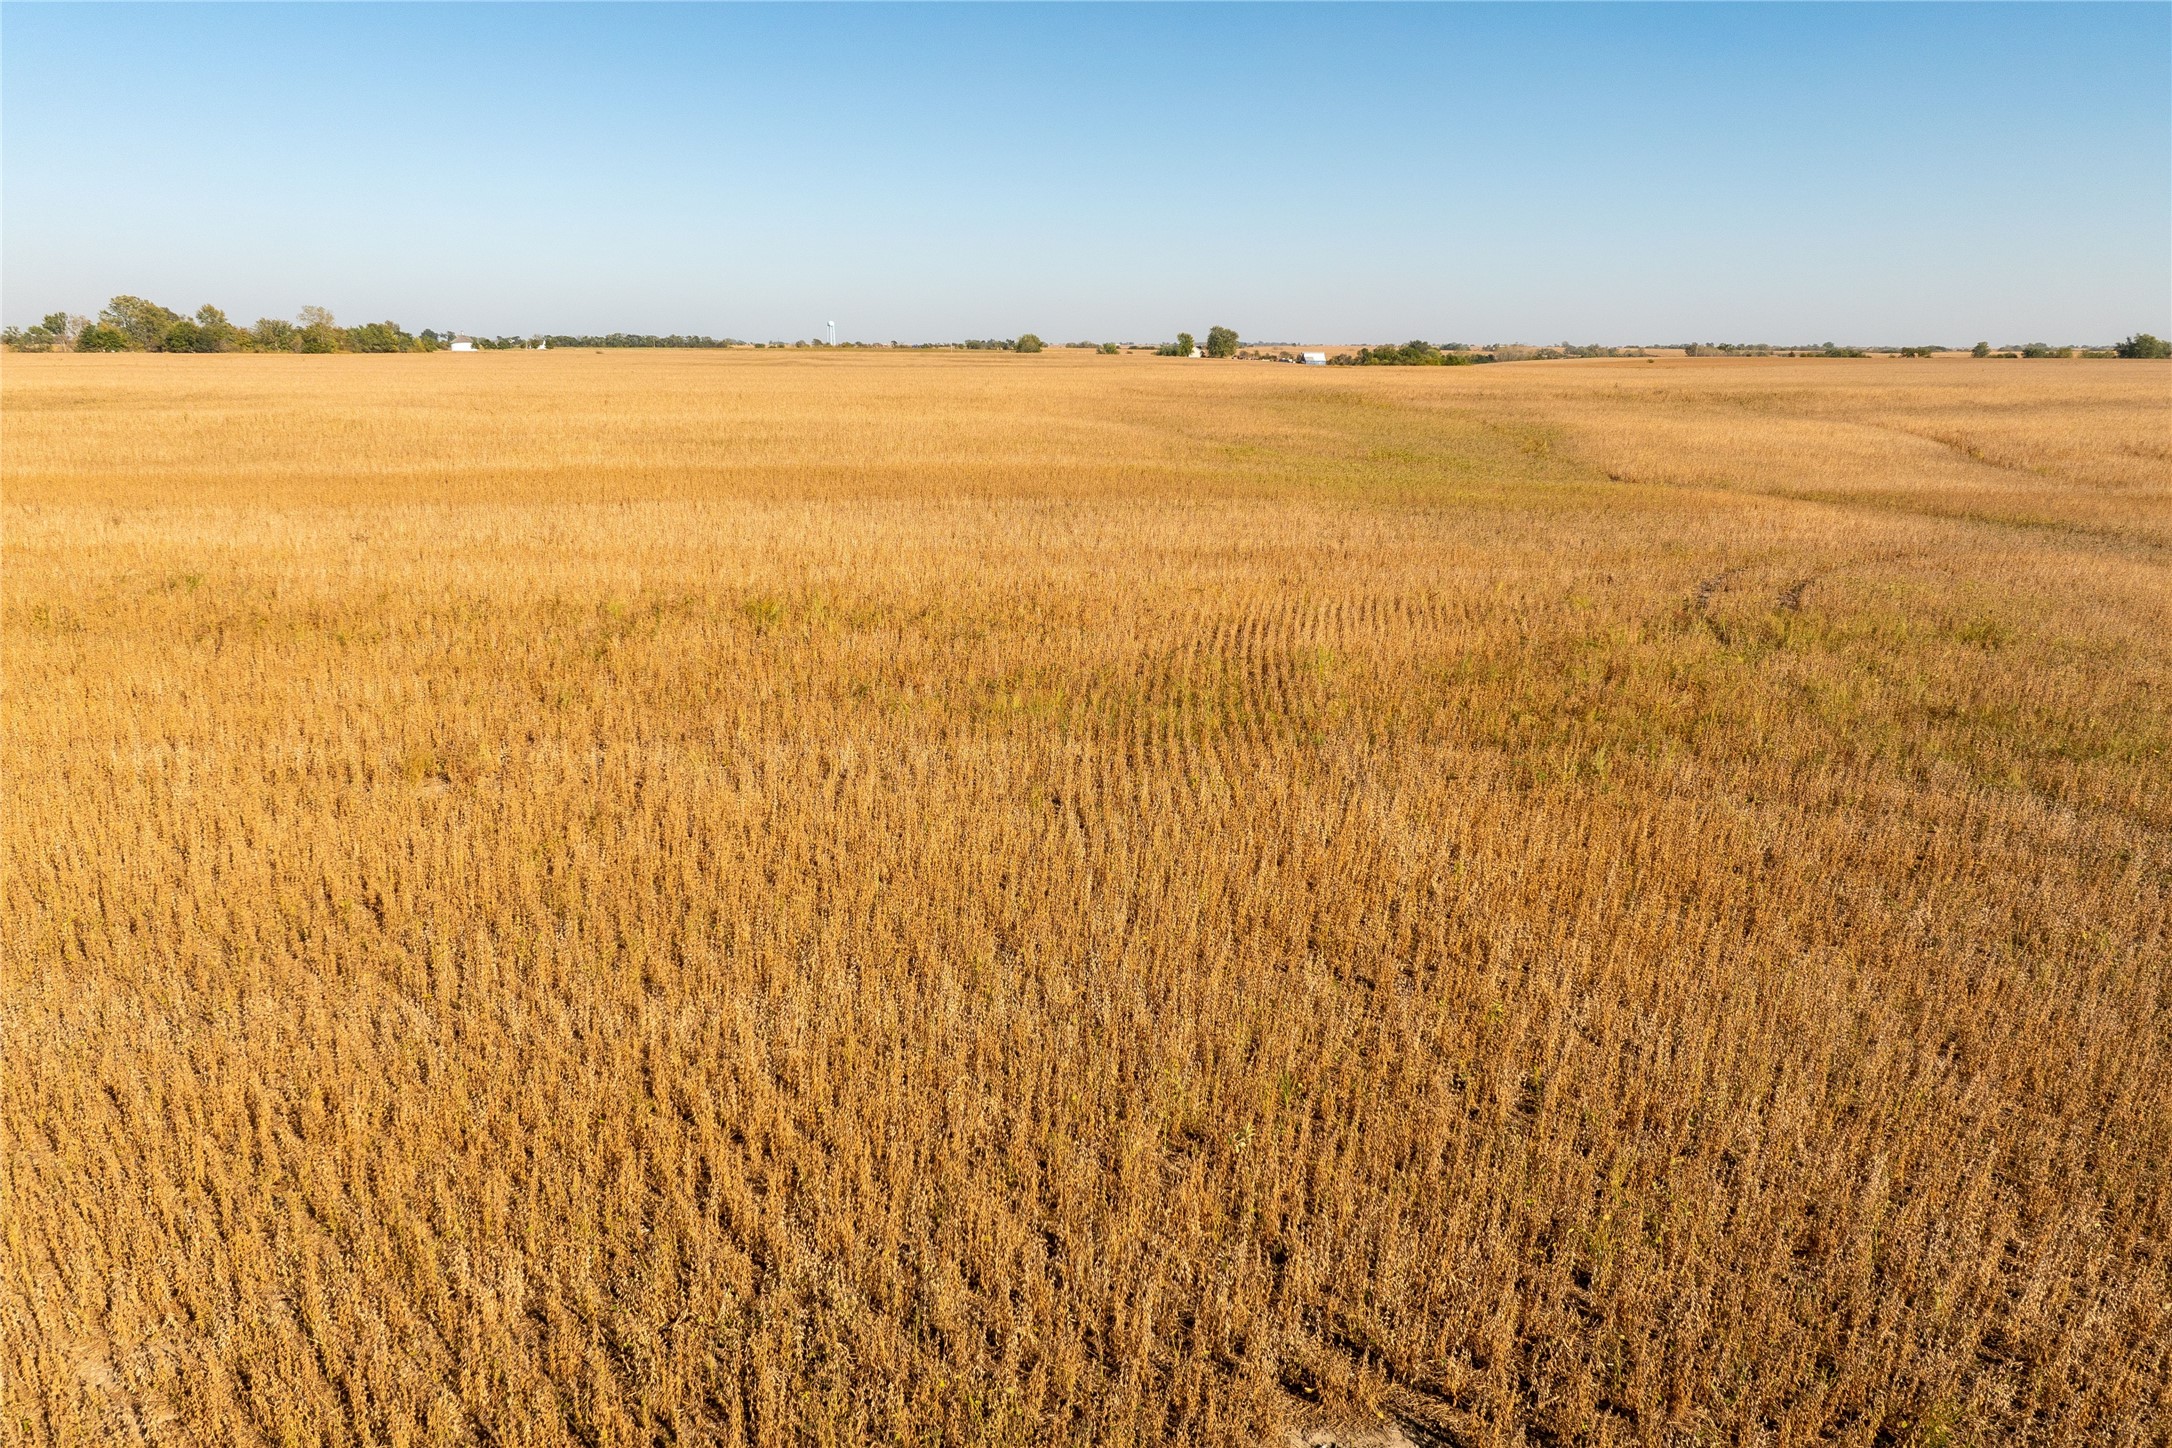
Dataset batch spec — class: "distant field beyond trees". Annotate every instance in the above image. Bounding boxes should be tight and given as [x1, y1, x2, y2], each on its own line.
[5, 351, 2168, 1447]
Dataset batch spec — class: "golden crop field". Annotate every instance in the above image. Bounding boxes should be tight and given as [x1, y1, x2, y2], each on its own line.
[4, 350, 2168, 1447]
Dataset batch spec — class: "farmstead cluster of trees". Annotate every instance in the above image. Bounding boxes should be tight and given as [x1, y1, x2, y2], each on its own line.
[1330, 339, 1498, 367]
[519, 333, 747, 350]
[1156, 326, 1240, 356]
[2, 300, 766, 354]
[3, 306, 1086, 354]
[4, 298, 451, 354]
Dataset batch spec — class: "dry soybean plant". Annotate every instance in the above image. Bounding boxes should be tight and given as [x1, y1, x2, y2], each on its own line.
[4, 351, 2168, 1446]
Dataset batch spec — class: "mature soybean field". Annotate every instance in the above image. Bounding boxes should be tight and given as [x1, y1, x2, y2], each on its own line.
[5, 351, 2168, 1446]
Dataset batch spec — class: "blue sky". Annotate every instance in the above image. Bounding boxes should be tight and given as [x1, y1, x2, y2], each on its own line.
[4, 3, 2166, 345]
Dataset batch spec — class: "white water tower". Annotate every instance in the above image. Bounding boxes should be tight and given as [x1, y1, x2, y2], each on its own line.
[827, 320, 837, 347]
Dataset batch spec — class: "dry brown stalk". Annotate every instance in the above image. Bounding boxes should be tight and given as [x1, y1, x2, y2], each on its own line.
[4, 351, 2168, 1446]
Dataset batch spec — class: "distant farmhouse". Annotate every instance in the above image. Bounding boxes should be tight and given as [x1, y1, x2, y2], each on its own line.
[449, 335, 475, 352]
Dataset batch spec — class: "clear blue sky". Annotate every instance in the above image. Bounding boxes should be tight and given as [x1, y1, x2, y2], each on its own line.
[4, 3, 2166, 345]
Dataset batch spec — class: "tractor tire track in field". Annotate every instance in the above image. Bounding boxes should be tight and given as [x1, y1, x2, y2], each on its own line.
[1690, 566, 1743, 642]
[1692, 566, 1741, 613]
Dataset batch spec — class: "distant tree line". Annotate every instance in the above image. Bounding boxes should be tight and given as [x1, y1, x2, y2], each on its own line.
[15, 302, 2164, 361]
[1680, 342, 1868, 357]
[1673, 337, 2172, 359]
[1331, 340, 1496, 367]
[533, 333, 743, 350]
[3, 298, 779, 354]
[888, 338, 1121, 352]
[3, 297, 452, 353]
[3, 299, 462, 356]
[1984, 338, 2171, 359]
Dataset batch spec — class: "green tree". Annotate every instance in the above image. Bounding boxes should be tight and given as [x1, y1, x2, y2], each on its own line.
[159, 308, 235, 354]
[191, 305, 239, 351]
[4, 312, 79, 351]
[1014, 333, 1044, 353]
[1334, 340, 1447, 367]
[161, 319, 211, 352]
[345, 320, 415, 353]
[75, 324, 130, 352]
[2115, 332, 2170, 359]
[1971, 341, 1991, 358]
[1157, 332, 1196, 357]
[100, 295, 182, 351]
[251, 318, 300, 352]
[297, 307, 342, 354]
[1204, 325, 1238, 358]
[1099, 342, 1120, 355]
